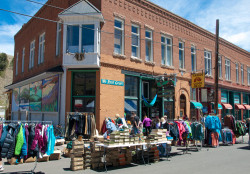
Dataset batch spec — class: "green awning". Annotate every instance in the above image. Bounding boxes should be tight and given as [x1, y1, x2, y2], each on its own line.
[190, 101, 203, 109]
[211, 102, 223, 110]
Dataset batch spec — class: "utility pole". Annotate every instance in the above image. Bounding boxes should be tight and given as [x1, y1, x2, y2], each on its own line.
[215, 19, 219, 115]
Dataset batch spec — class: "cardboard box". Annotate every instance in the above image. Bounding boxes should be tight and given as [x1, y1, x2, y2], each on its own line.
[71, 165, 84, 171]
[8, 157, 17, 165]
[50, 150, 61, 160]
[71, 161, 84, 166]
[71, 157, 84, 162]
[72, 140, 84, 146]
[37, 155, 49, 162]
[24, 156, 36, 163]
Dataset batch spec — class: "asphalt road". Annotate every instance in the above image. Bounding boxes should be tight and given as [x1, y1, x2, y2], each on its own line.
[2, 136, 250, 174]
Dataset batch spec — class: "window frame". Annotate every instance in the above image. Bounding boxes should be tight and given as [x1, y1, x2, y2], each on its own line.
[204, 50, 212, 76]
[241, 64, 244, 84]
[114, 18, 124, 55]
[22, 48, 25, 73]
[38, 32, 45, 64]
[218, 56, 222, 78]
[225, 58, 231, 80]
[56, 22, 62, 56]
[191, 45, 196, 72]
[29, 40, 35, 69]
[145, 29, 153, 62]
[131, 24, 140, 58]
[16, 52, 18, 76]
[236, 63, 239, 83]
[161, 35, 172, 66]
[248, 67, 250, 85]
[179, 41, 185, 69]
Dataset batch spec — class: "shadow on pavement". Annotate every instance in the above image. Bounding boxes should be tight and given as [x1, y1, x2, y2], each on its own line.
[237, 146, 250, 150]
[1, 172, 45, 174]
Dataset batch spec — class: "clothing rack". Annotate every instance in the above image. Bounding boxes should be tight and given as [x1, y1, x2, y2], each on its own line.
[1, 120, 53, 174]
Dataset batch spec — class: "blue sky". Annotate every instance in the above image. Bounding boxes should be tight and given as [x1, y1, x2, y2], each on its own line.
[0, 0, 250, 55]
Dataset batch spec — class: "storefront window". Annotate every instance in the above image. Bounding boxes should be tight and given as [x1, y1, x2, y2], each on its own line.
[125, 76, 138, 97]
[72, 72, 96, 112]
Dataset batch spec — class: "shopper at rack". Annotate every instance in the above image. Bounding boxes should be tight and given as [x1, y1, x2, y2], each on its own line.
[143, 115, 152, 136]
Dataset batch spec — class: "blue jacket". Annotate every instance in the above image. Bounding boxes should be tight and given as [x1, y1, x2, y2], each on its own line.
[0, 126, 8, 147]
[21, 125, 27, 158]
[46, 125, 56, 155]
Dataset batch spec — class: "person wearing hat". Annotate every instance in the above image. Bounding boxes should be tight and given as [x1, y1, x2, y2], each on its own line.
[115, 114, 123, 125]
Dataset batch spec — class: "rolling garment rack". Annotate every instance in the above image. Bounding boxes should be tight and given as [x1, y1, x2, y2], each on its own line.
[1, 120, 53, 174]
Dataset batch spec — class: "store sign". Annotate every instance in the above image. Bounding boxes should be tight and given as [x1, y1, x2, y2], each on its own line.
[234, 93, 240, 104]
[101, 79, 124, 86]
[221, 91, 228, 103]
[191, 72, 205, 88]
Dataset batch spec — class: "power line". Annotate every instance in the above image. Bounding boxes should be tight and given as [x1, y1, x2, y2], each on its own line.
[24, 0, 217, 49]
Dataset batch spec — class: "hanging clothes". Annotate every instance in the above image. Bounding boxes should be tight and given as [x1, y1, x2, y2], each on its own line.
[15, 125, 24, 156]
[191, 122, 204, 141]
[46, 125, 56, 155]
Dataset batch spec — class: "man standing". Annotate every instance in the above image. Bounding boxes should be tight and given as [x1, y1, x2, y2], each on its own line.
[131, 112, 140, 135]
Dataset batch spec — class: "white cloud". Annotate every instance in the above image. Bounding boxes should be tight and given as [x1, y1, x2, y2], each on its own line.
[0, 24, 22, 38]
[0, 43, 15, 56]
[150, 0, 250, 51]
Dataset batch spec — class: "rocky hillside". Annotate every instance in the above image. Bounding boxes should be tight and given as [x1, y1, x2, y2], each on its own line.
[0, 55, 13, 106]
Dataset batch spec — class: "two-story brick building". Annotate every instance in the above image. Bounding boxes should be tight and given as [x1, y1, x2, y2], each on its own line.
[6, 0, 250, 130]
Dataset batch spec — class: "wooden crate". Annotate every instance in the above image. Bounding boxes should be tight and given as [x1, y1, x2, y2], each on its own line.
[37, 155, 50, 162]
[50, 150, 61, 160]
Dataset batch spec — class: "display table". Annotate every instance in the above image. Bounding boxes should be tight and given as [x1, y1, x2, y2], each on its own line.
[96, 141, 172, 172]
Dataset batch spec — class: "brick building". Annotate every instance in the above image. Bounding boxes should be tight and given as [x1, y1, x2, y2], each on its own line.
[6, 0, 250, 130]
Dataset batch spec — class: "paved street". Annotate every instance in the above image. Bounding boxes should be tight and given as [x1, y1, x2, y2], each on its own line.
[2, 136, 250, 174]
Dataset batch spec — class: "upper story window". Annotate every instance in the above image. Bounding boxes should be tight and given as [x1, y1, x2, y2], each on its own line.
[248, 67, 250, 85]
[179, 42, 185, 69]
[114, 19, 124, 55]
[191, 46, 196, 72]
[16, 52, 18, 76]
[145, 30, 153, 62]
[22, 48, 25, 73]
[38, 32, 45, 64]
[29, 40, 35, 69]
[247, 67, 250, 85]
[225, 59, 231, 80]
[66, 24, 95, 53]
[204, 50, 212, 76]
[161, 36, 172, 66]
[131, 25, 140, 58]
[56, 22, 62, 56]
[241, 64, 244, 84]
[218, 56, 222, 78]
[236, 63, 239, 83]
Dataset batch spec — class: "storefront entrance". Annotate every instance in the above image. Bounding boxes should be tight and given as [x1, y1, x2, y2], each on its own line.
[180, 94, 186, 117]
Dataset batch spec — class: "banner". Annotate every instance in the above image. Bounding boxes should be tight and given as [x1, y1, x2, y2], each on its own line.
[30, 81, 42, 111]
[42, 75, 59, 112]
[191, 72, 205, 88]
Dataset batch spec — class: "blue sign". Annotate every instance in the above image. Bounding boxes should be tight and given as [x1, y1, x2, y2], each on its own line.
[234, 93, 240, 104]
[221, 91, 228, 103]
[101, 79, 124, 86]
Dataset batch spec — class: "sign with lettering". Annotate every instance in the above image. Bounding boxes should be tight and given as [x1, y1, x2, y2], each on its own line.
[234, 93, 240, 104]
[221, 91, 228, 103]
[191, 72, 205, 88]
[101, 79, 124, 86]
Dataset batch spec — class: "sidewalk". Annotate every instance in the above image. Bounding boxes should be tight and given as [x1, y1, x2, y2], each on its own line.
[2, 136, 250, 174]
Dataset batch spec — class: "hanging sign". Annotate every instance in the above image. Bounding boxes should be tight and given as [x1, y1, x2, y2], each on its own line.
[101, 79, 124, 86]
[207, 88, 215, 102]
[191, 72, 205, 88]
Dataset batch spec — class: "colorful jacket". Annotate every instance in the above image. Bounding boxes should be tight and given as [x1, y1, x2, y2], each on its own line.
[15, 125, 24, 155]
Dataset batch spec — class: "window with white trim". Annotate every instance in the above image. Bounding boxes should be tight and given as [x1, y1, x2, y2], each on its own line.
[179, 42, 185, 69]
[29, 40, 35, 69]
[161, 35, 172, 66]
[114, 19, 124, 55]
[15, 52, 18, 76]
[66, 25, 95, 53]
[236, 63, 239, 83]
[38, 32, 45, 64]
[22, 48, 25, 73]
[56, 22, 62, 56]
[204, 50, 212, 76]
[218, 56, 222, 78]
[248, 67, 250, 85]
[241, 64, 244, 84]
[225, 59, 231, 80]
[131, 25, 140, 58]
[145, 30, 153, 61]
[191, 46, 196, 72]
